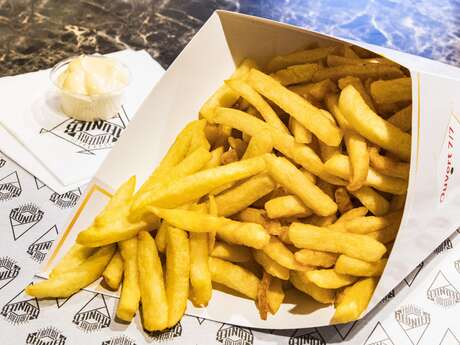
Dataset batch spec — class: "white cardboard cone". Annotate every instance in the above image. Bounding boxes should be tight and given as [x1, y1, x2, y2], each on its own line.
[38, 11, 460, 329]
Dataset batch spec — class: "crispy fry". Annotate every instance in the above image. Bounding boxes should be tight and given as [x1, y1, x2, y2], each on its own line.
[327, 55, 370, 66]
[189, 231, 212, 307]
[366, 222, 400, 244]
[336, 207, 369, 223]
[387, 105, 412, 132]
[257, 272, 271, 320]
[188, 119, 211, 153]
[307, 269, 358, 289]
[265, 195, 312, 219]
[289, 79, 338, 101]
[350, 187, 389, 216]
[253, 250, 290, 280]
[204, 147, 224, 169]
[289, 117, 312, 143]
[263, 236, 310, 271]
[102, 250, 123, 290]
[312, 64, 404, 82]
[328, 213, 399, 234]
[338, 76, 376, 112]
[211, 242, 252, 263]
[267, 277, 285, 314]
[237, 207, 268, 226]
[335, 187, 353, 214]
[290, 271, 335, 304]
[209, 257, 260, 299]
[49, 244, 96, 278]
[318, 140, 340, 162]
[271, 63, 320, 86]
[242, 133, 273, 159]
[26, 245, 115, 298]
[208, 195, 218, 251]
[155, 220, 168, 254]
[390, 194, 406, 211]
[339, 85, 411, 160]
[332, 277, 377, 323]
[309, 214, 337, 227]
[166, 227, 190, 327]
[289, 223, 387, 262]
[368, 146, 410, 179]
[117, 237, 141, 322]
[295, 249, 338, 268]
[370, 77, 412, 104]
[266, 46, 337, 72]
[335, 255, 387, 277]
[137, 231, 168, 331]
[228, 137, 248, 158]
[316, 179, 335, 199]
[344, 130, 369, 191]
[221, 148, 239, 164]
[343, 46, 360, 59]
[325, 93, 350, 130]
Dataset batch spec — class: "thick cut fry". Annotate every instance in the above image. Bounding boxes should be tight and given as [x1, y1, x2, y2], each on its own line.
[335, 255, 387, 277]
[332, 278, 377, 323]
[189, 232, 212, 307]
[26, 245, 115, 298]
[289, 223, 386, 262]
[265, 195, 312, 219]
[339, 85, 411, 161]
[290, 79, 338, 101]
[166, 227, 190, 327]
[150, 207, 269, 249]
[289, 117, 312, 144]
[336, 207, 369, 223]
[137, 231, 168, 331]
[295, 249, 338, 268]
[343, 46, 360, 59]
[266, 46, 337, 72]
[155, 220, 168, 253]
[290, 271, 335, 304]
[390, 194, 406, 211]
[338, 76, 376, 112]
[344, 130, 369, 191]
[209, 257, 260, 299]
[350, 187, 389, 216]
[188, 119, 211, 153]
[325, 93, 350, 130]
[309, 214, 337, 227]
[257, 272, 271, 320]
[328, 214, 398, 234]
[312, 64, 404, 82]
[211, 242, 252, 263]
[307, 269, 358, 289]
[117, 237, 140, 322]
[131, 156, 266, 219]
[271, 63, 320, 86]
[368, 146, 410, 179]
[200, 58, 257, 119]
[49, 244, 96, 278]
[102, 250, 123, 290]
[325, 154, 407, 195]
[265, 155, 337, 216]
[204, 147, 224, 169]
[237, 207, 268, 226]
[263, 236, 310, 271]
[267, 277, 285, 314]
[225, 79, 289, 133]
[370, 77, 412, 104]
[335, 187, 353, 214]
[387, 105, 412, 132]
[253, 250, 290, 280]
[242, 133, 273, 159]
[366, 222, 400, 244]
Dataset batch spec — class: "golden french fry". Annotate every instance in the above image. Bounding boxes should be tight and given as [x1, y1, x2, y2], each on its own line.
[263, 236, 310, 271]
[204, 147, 224, 169]
[265, 195, 312, 219]
[270, 63, 321, 86]
[242, 133, 273, 159]
[211, 242, 252, 263]
[387, 105, 412, 132]
[278, 226, 292, 245]
[368, 146, 410, 179]
[149, 207, 269, 249]
[289, 79, 338, 101]
[264, 154, 338, 216]
[267, 277, 285, 314]
[370, 77, 412, 104]
[102, 250, 123, 290]
[208, 194, 218, 252]
[318, 139, 340, 162]
[339, 85, 411, 161]
[253, 250, 290, 280]
[166, 227, 190, 327]
[26, 245, 115, 298]
[336, 207, 369, 223]
[188, 119, 211, 153]
[294, 249, 338, 268]
[266, 46, 337, 72]
[390, 194, 406, 211]
[155, 220, 168, 254]
[257, 272, 271, 320]
[200, 58, 257, 119]
[237, 207, 268, 226]
[117, 237, 141, 322]
[209, 257, 260, 299]
[338, 76, 376, 112]
[312, 64, 404, 82]
[328, 213, 399, 234]
[335, 255, 387, 277]
[221, 148, 239, 164]
[307, 269, 358, 289]
[335, 187, 353, 214]
[332, 277, 377, 323]
[289, 117, 312, 144]
[248, 69, 343, 146]
[290, 271, 335, 304]
[344, 130, 369, 191]
[309, 214, 337, 227]
[327, 54, 368, 66]
[49, 244, 96, 278]
[228, 137, 248, 158]
[137, 231, 168, 331]
[289, 223, 386, 262]
[225, 79, 289, 133]
[189, 231, 212, 307]
[350, 187, 389, 216]
[366, 222, 400, 244]
[316, 179, 335, 199]
[325, 93, 350, 130]
[343, 46, 360, 59]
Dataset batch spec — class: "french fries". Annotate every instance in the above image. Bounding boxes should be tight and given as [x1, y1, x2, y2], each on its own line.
[306, 269, 358, 289]
[368, 146, 410, 179]
[102, 250, 124, 290]
[267, 277, 285, 314]
[189, 231, 212, 307]
[49, 244, 96, 278]
[211, 242, 252, 263]
[290, 271, 335, 304]
[265, 195, 312, 219]
[295, 249, 338, 268]
[335, 255, 387, 277]
[312, 64, 404, 82]
[253, 250, 290, 280]
[388, 105, 412, 132]
[266, 46, 337, 72]
[271, 63, 320, 86]
[350, 187, 390, 216]
[370, 77, 412, 104]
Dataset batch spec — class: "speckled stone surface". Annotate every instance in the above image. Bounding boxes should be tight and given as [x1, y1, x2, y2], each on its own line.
[0, 0, 459, 77]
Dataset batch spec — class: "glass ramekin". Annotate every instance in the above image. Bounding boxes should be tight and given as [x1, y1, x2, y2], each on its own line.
[49, 55, 131, 121]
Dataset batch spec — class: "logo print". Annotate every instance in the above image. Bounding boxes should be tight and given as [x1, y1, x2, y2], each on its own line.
[434, 239, 453, 254]
[440, 123, 455, 203]
[395, 305, 430, 345]
[27, 225, 59, 263]
[73, 293, 111, 332]
[381, 289, 396, 304]
[49, 189, 81, 209]
[26, 327, 66, 345]
[40, 107, 129, 155]
[0, 171, 22, 201]
[0, 158, 6, 168]
[288, 329, 325, 345]
[9, 203, 44, 240]
[333, 322, 357, 341]
[404, 262, 424, 287]
[34, 177, 47, 190]
[364, 322, 394, 345]
[439, 328, 460, 345]
[0, 257, 21, 290]
[147, 322, 182, 342]
[216, 324, 253, 345]
[427, 271, 460, 307]
[1, 288, 40, 324]
[101, 335, 136, 345]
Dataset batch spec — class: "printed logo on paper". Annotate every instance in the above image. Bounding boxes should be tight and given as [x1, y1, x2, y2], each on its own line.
[381, 289, 396, 304]
[288, 329, 325, 345]
[73, 293, 111, 332]
[395, 304, 430, 345]
[434, 239, 453, 254]
[427, 271, 460, 307]
[34, 177, 47, 190]
[0, 257, 21, 290]
[1, 288, 40, 324]
[0, 171, 22, 201]
[0, 158, 6, 168]
[49, 189, 81, 209]
[148, 322, 182, 342]
[27, 225, 59, 263]
[101, 335, 136, 345]
[439, 329, 460, 345]
[26, 327, 66, 345]
[363, 322, 394, 345]
[334, 321, 357, 340]
[216, 324, 254, 345]
[9, 203, 44, 240]
[404, 262, 424, 287]
[39, 107, 129, 155]
[439, 114, 458, 204]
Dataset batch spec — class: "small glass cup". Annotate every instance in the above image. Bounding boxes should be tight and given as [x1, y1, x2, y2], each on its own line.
[50, 55, 131, 121]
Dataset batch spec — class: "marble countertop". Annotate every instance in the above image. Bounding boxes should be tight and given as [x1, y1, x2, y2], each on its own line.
[1, 0, 459, 77]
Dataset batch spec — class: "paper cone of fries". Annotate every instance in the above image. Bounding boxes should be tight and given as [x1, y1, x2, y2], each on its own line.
[37, 11, 460, 329]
